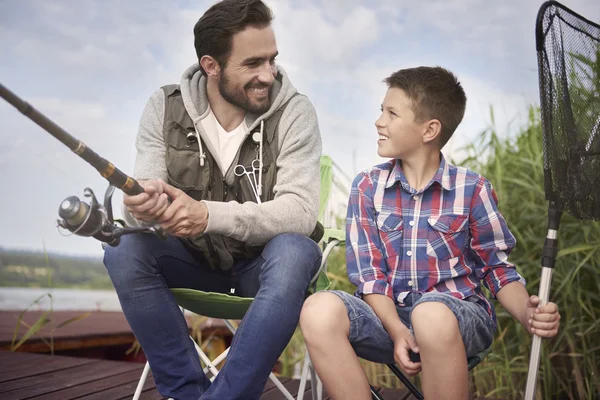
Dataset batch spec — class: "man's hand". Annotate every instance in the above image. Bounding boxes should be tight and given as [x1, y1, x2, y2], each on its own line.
[124, 179, 169, 222]
[525, 295, 561, 338]
[392, 328, 421, 377]
[157, 182, 208, 237]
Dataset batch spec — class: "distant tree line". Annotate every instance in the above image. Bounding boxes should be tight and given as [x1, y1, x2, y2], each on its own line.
[0, 248, 112, 289]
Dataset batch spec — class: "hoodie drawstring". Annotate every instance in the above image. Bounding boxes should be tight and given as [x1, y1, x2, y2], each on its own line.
[194, 127, 206, 167]
[258, 120, 264, 197]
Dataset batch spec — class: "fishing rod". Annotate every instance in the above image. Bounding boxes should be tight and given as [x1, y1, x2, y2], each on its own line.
[0, 83, 165, 246]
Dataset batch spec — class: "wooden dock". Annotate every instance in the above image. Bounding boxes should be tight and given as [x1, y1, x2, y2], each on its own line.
[0, 351, 414, 399]
[0, 311, 229, 355]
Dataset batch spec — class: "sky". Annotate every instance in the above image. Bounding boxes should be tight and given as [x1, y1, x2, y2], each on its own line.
[0, 0, 598, 257]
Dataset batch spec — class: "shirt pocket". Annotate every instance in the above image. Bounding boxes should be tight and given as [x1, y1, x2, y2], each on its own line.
[376, 211, 404, 258]
[426, 214, 469, 260]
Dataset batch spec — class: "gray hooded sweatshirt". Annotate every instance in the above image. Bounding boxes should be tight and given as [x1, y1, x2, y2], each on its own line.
[123, 63, 322, 245]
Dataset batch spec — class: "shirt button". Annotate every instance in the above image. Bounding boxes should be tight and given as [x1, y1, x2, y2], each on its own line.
[409, 220, 415, 227]
[407, 250, 413, 256]
[408, 280, 414, 286]
[413, 195, 419, 201]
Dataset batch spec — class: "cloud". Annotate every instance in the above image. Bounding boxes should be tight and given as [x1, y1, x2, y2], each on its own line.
[0, 0, 598, 256]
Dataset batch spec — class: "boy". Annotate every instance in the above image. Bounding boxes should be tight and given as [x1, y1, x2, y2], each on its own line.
[299, 67, 560, 400]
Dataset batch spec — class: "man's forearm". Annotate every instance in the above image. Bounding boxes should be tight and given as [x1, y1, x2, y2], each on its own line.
[496, 281, 530, 327]
[363, 293, 408, 340]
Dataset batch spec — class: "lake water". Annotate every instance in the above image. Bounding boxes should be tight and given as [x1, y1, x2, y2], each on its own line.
[0, 287, 122, 311]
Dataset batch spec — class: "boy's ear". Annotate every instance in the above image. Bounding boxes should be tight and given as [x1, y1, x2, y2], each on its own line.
[200, 55, 221, 77]
[423, 119, 442, 144]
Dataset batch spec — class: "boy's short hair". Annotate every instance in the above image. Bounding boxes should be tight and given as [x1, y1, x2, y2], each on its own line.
[384, 66, 466, 147]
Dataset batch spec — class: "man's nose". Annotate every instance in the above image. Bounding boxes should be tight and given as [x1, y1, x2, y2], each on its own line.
[257, 62, 276, 85]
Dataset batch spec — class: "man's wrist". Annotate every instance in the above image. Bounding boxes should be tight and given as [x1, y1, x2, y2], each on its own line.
[194, 201, 209, 234]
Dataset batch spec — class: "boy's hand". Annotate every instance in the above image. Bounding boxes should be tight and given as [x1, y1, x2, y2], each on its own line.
[525, 295, 560, 338]
[393, 329, 421, 377]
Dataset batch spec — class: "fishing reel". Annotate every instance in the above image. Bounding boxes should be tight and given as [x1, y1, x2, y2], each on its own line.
[56, 184, 166, 247]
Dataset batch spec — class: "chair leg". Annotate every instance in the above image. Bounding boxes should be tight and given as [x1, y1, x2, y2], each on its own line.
[268, 372, 295, 400]
[309, 362, 321, 400]
[370, 385, 385, 400]
[297, 348, 311, 400]
[133, 361, 150, 400]
[190, 335, 222, 379]
[386, 364, 424, 400]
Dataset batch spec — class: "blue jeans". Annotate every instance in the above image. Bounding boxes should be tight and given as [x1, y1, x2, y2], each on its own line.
[328, 290, 494, 364]
[103, 232, 322, 400]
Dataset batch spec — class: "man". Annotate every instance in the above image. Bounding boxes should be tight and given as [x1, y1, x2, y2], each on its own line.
[103, 1, 323, 399]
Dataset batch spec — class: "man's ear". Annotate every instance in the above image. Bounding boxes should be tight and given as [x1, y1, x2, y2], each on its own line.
[200, 55, 221, 77]
[423, 119, 442, 144]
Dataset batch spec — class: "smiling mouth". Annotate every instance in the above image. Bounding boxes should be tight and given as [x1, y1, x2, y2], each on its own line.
[248, 86, 269, 96]
[378, 134, 388, 141]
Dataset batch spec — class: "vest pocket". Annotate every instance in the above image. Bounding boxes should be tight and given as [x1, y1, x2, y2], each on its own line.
[165, 143, 204, 192]
[426, 214, 469, 260]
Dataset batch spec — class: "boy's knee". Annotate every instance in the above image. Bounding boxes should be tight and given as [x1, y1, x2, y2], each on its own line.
[411, 301, 462, 348]
[300, 292, 349, 342]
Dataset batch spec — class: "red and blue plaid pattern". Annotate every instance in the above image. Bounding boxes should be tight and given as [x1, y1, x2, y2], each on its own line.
[346, 155, 526, 321]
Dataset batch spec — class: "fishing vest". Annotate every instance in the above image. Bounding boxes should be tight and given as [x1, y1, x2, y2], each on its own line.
[161, 84, 322, 271]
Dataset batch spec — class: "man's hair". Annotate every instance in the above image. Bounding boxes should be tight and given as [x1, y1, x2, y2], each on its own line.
[384, 66, 467, 147]
[194, 0, 273, 74]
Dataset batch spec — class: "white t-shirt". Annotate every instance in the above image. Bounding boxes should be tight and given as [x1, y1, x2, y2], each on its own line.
[201, 108, 248, 174]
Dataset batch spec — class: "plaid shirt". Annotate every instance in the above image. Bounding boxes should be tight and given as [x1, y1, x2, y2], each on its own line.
[346, 155, 526, 322]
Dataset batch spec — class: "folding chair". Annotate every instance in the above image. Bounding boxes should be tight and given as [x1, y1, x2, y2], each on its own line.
[369, 347, 492, 400]
[133, 155, 339, 400]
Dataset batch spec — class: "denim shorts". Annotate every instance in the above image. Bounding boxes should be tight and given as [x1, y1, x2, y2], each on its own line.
[328, 290, 495, 364]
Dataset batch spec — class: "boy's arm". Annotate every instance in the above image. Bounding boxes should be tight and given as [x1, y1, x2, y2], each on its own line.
[345, 173, 393, 299]
[346, 173, 420, 374]
[469, 178, 525, 295]
[469, 178, 560, 337]
[363, 294, 411, 342]
[496, 282, 560, 337]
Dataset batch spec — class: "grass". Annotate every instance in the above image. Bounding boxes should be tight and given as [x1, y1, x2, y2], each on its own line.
[11, 243, 91, 354]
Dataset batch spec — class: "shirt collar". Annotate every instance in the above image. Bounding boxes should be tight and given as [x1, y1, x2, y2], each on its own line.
[385, 154, 452, 192]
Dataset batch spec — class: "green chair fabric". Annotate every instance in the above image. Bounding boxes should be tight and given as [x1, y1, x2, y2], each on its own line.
[170, 288, 253, 320]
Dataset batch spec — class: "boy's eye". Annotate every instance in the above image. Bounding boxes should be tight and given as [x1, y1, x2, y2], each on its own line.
[380, 107, 396, 117]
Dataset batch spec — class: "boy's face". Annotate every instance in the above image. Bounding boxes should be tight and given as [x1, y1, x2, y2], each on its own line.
[375, 88, 429, 159]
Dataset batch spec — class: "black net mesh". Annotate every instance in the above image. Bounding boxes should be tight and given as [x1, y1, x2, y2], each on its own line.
[536, 1, 600, 221]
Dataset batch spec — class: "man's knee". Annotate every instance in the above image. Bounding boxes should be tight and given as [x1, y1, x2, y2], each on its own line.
[411, 301, 462, 349]
[300, 292, 349, 343]
[263, 233, 322, 281]
[266, 233, 321, 261]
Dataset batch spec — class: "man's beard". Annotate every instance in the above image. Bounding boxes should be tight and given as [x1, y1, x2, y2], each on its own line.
[218, 72, 271, 114]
